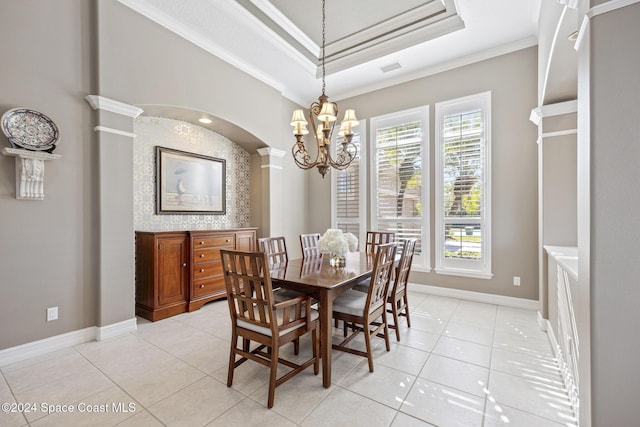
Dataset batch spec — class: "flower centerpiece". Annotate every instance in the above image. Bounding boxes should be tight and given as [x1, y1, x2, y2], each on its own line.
[318, 229, 358, 267]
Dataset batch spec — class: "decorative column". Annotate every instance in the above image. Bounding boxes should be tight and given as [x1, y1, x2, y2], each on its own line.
[86, 95, 142, 336]
[257, 147, 286, 237]
[1, 147, 61, 200]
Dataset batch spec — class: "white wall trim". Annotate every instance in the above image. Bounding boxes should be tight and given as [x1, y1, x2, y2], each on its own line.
[96, 318, 137, 342]
[93, 126, 137, 139]
[575, 0, 640, 51]
[257, 147, 287, 158]
[541, 129, 578, 139]
[260, 164, 283, 170]
[85, 95, 143, 118]
[409, 283, 539, 310]
[587, 0, 640, 18]
[117, 0, 288, 100]
[530, 100, 578, 125]
[538, 310, 548, 331]
[0, 319, 137, 368]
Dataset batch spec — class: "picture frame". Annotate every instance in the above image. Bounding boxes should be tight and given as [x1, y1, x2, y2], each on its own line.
[155, 146, 226, 215]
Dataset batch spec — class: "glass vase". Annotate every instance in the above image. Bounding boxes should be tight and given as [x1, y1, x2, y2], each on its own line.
[329, 253, 346, 268]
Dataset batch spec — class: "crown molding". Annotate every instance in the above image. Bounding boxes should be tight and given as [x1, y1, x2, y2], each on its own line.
[334, 36, 538, 102]
[257, 147, 287, 158]
[118, 0, 288, 94]
[85, 95, 143, 118]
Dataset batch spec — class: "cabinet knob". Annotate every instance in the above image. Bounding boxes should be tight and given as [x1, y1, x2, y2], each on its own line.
[200, 269, 205, 272]
[199, 241, 205, 245]
[200, 284, 205, 288]
[200, 254, 205, 258]
[182, 263, 187, 267]
[226, 239, 230, 243]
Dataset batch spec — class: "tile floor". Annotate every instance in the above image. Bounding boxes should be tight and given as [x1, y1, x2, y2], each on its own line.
[0, 291, 577, 426]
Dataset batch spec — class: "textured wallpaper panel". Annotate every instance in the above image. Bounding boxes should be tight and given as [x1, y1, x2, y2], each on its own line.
[133, 117, 251, 231]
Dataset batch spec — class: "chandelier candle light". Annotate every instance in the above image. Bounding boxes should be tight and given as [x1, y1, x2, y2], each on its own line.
[318, 229, 358, 267]
[290, 0, 359, 178]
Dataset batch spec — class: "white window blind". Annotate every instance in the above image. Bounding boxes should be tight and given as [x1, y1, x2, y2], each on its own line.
[332, 121, 366, 246]
[435, 92, 492, 278]
[371, 108, 429, 268]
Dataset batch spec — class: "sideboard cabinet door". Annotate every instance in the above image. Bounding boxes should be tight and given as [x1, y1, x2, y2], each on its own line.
[135, 231, 189, 321]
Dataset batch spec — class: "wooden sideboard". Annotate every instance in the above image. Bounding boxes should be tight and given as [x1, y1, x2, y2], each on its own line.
[135, 228, 257, 321]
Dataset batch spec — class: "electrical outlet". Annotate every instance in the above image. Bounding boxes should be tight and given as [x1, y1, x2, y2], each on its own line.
[47, 306, 58, 322]
[513, 276, 521, 286]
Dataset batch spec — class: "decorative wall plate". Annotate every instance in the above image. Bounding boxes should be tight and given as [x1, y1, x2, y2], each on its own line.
[1, 108, 59, 152]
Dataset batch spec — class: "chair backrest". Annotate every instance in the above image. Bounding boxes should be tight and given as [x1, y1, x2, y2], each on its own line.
[391, 239, 417, 296]
[365, 231, 396, 254]
[221, 249, 308, 336]
[220, 250, 276, 334]
[258, 236, 288, 267]
[300, 233, 321, 258]
[366, 242, 397, 315]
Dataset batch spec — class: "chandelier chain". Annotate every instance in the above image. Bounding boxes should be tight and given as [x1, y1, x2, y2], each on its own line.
[321, 0, 326, 96]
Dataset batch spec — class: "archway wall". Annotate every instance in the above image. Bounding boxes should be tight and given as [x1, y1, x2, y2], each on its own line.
[96, 0, 288, 152]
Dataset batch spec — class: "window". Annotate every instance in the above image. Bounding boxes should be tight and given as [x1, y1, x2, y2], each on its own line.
[370, 108, 429, 269]
[332, 121, 367, 247]
[435, 92, 492, 278]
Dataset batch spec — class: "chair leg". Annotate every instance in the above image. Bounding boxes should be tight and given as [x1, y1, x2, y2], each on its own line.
[227, 332, 238, 387]
[391, 300, 401, 341]
[312, 327, 319, 375]
[404, 294, 411, 328]
[294, 338, 300, 355]
[267, 343, 278, 409]
[363, 322, 374, 372]
[381, 311, 391, 352]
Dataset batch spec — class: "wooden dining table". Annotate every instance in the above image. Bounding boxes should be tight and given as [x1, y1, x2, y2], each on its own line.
[269, 251, 376, 388]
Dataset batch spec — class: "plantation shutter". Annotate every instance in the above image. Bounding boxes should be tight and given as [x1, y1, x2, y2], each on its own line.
[335, 132, 363, 242]
[371, 107, 429, 268]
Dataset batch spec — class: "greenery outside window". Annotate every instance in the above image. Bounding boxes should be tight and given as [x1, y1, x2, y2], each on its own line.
[370, 107, 429, 269]
[435, 92, 492, 278]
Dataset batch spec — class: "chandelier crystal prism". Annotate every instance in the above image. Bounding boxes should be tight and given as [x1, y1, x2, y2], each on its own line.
[290, 0, 359, 178]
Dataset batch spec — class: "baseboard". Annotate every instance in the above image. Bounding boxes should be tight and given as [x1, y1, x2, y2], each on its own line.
[537, 310, 548, 332]
[97, 318, 137, 342]
[546, 318, 580, 420]
[0, 318, 137, 368]
[546, 319, 559, 355]
[408, 283, 539, 310]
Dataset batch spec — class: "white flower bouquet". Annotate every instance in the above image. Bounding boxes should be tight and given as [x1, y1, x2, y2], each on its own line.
[318, 229, 358, 256]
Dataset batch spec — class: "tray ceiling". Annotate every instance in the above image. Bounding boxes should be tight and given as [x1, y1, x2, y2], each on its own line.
[119, 0, 541, 105]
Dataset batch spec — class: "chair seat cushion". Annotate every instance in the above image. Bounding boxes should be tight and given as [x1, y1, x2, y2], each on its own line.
[352, 278, 370, 293]
[238, 307, 319, 337]
[332, 289, 369, 317]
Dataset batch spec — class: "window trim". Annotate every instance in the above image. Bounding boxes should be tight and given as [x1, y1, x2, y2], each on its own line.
[434, 91, 492, 279]
[331, 119, 367, 250]
[370, 106, 430, 270]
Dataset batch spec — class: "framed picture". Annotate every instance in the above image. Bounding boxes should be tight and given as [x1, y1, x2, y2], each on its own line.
[156, 146, 226, 214]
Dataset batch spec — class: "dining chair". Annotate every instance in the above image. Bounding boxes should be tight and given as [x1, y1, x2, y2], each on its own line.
[351, 231, 396, 293]
[221, 249, 319, 409]
[386, 238, 417, 341]
[365, 231, 396, 254]
[331, 242, 397, 372]
[300, 233, 321, 258]
[258, 236, 288, 266]
[258, 236, 310, 353]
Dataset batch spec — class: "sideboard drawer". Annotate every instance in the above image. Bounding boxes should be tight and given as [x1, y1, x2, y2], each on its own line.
[192, 234, 235, 249]
[192, 261, 223, 280]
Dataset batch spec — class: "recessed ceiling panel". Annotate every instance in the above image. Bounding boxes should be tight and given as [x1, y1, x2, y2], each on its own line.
[237, 0, 465, 75]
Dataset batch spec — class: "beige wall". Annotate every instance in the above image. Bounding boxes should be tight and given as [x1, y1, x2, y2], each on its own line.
[0, 0, 310, 349]
[327, 47, 540, 300]
[588, 3, 640, 424]
[0, 0, 97, 348]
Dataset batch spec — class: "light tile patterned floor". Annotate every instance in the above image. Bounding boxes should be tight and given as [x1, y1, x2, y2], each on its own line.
[0, 291, 577, 426]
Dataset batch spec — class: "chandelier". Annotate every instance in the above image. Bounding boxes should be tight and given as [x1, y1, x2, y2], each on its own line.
[290, 0, 359, 178]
